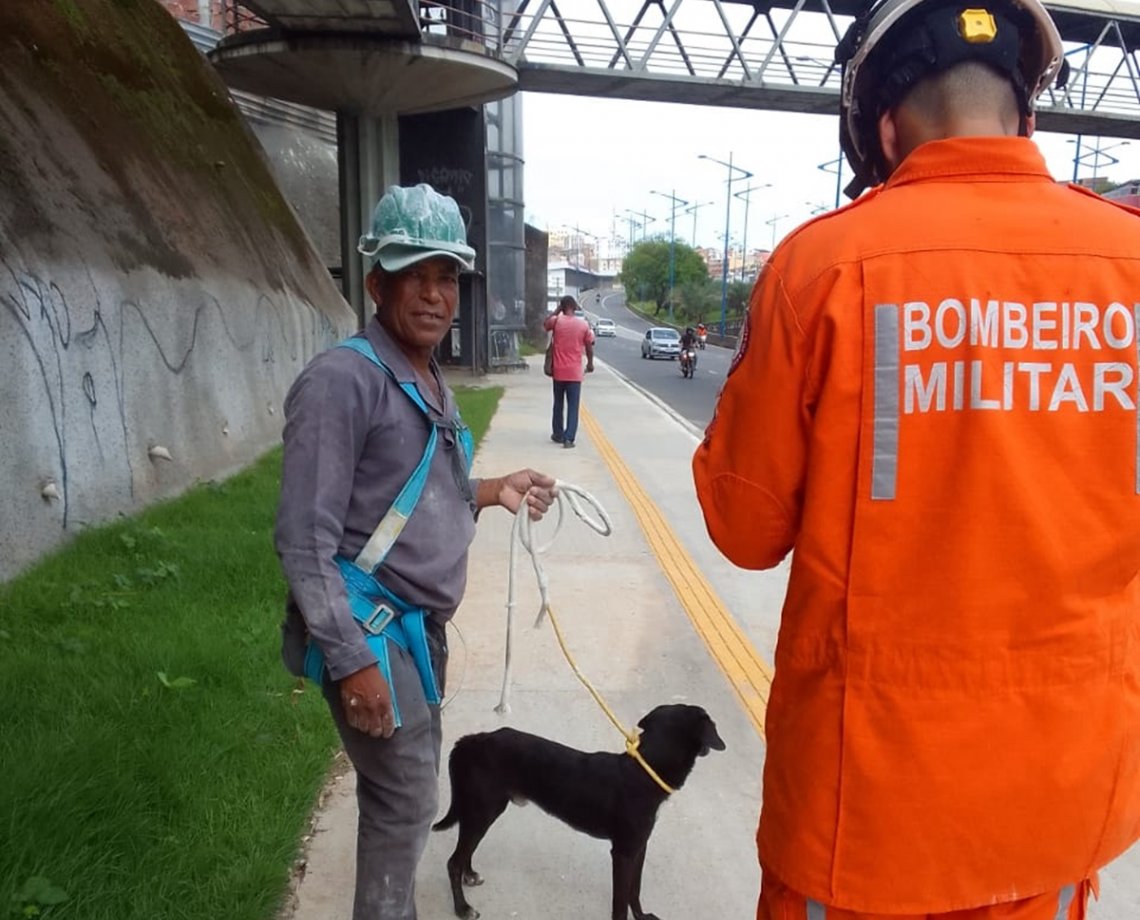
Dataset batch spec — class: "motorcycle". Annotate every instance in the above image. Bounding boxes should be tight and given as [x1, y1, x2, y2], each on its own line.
[680, 347, 698, 379]
[697, 330, 707, 350]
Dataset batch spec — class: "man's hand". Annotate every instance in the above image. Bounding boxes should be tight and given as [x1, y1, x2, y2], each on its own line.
[339, 665, 396, 738]
[586, 361, 595, 373]
[476, 469, 556, 520]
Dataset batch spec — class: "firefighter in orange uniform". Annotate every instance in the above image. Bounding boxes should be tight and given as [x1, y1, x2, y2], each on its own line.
[693, 0, 1140, 918]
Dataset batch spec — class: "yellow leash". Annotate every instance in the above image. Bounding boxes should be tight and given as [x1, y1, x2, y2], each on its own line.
[543, 600, 676, 795]
[497, 480, 676, 796]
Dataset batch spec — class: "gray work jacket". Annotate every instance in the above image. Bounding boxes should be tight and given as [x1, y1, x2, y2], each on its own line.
[275, 319, 478, 681]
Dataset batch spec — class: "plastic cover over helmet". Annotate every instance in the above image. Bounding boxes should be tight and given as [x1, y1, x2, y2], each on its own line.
[835, 0, 1068, 198]
[358, 183, 476, 272]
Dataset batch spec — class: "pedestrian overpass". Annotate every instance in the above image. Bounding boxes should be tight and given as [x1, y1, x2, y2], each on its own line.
[506, 0, 1140, 137]
[208, 0, 1140, 363]
[216, 0, 1140, 136]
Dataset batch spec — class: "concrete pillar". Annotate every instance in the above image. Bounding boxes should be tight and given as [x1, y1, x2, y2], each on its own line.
[337, 112, 400, 328]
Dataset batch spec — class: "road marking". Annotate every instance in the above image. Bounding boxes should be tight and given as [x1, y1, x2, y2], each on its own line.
[596, 359, 703, 442]
[580, 406, 772, 739]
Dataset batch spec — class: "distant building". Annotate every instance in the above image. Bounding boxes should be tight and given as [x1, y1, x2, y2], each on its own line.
[1103, 180, 1140, 207]
[547, 262, 615, 309]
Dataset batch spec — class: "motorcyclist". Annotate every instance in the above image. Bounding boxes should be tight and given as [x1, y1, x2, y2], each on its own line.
[696, 322, 707, 348]
[679, 327, 699, 376]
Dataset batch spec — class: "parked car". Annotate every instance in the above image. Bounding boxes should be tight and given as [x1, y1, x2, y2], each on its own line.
[595, 318, 617, 337]
[641, 327, 681, 359]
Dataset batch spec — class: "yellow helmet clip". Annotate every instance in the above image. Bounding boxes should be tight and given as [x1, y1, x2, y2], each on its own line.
[959, 8, 998, 43]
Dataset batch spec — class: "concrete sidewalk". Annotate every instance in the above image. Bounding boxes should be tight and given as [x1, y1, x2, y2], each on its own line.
[280, 357, 771, 919]
[279, 355, 1140, 920]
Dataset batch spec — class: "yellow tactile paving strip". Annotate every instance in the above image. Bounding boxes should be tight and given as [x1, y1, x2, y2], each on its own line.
[580, 406, 772, 739]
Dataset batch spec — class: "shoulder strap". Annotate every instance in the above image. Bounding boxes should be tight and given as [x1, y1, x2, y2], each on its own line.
[336, 337, 439, 574]
[338, 336, 430, 414]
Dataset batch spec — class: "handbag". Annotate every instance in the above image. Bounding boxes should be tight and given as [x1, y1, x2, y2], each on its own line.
[543, 316, 558, 377]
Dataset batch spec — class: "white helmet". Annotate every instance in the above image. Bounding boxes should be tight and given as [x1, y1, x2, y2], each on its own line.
[835, 0, 1068, 198]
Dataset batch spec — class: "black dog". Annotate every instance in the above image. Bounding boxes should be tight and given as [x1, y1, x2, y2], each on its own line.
[432, 704, 725, 920]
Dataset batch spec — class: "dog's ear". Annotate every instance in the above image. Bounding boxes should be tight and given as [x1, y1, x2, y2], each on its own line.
[699, 716, 726, 756]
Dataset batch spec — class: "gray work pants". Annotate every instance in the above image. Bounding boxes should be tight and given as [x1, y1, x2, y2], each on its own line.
[322, 624, 447, 920]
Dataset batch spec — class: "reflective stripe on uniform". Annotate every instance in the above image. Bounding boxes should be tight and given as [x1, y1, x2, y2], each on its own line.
[1055, 883, 1076, 920]
[1135, 305, 1140, 495]
[806, 899, 825, 920]
[872, 304, 900, 500]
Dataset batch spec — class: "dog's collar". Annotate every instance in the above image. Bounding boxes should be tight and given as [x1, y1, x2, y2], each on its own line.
[625, 736, 676, 795]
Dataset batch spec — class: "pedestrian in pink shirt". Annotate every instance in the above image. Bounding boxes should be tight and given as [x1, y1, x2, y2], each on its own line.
[542, 295, 595, 448]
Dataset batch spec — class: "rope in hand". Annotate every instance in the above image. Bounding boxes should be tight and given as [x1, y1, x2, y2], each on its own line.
[495, 479, 676, 795]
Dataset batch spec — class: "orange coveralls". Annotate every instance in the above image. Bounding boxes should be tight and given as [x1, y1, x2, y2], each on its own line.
[693, 137, 1140, 917]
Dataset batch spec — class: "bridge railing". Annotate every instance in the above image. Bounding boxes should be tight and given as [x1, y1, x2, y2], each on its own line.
[502, 1, 844, 87]
[218, 0, 505, 52]
[420, 0, 504, 52]
[216, 0, 1140, 125]
[220, 1, 269, 34]
[501, 0, 1140, 122]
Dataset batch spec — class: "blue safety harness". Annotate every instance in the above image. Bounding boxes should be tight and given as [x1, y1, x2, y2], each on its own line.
[302, 336, 475, 726]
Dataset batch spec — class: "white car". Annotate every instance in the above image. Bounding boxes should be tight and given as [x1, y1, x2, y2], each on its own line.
[641, 327, 681, 359]
[594, 318, 617, 337]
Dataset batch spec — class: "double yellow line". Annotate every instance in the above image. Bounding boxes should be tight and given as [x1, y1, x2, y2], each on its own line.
[580, 407, 772, 739]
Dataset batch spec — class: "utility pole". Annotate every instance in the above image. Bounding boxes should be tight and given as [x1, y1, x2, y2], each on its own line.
[699, 152, 754, 336]
[733, 182, 770, 283]
[651, 189, 689, 324]
[682, 200, 715, 247]
[623, 210, 643, 248]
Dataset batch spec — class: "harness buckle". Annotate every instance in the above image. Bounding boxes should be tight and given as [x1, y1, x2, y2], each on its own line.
[361, 601, 397, 636]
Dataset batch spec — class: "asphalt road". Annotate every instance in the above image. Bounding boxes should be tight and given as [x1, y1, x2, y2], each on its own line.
[578, 289, 730, 432]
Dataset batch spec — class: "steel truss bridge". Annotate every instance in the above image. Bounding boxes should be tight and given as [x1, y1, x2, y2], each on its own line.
[223, 0, 1140, 138]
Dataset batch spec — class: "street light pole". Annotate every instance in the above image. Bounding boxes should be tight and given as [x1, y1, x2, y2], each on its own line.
[651, 189, 689, 323]
[733, 182, 771, 282]
[637, 210, 656, 241]
[699, 152, 754, 336]
[623, 210, 643, 248]
[1067, 137, 1130, 184]
[682, 200, 715, 247]
[766, 213, 789, 249]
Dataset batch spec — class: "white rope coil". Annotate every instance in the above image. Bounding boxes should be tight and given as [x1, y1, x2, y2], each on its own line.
[495, 479, 612, 714]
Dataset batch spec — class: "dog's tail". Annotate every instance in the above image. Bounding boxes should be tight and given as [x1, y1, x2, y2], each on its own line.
[432, 733, 477, 832]
[431, 802, 459, 832]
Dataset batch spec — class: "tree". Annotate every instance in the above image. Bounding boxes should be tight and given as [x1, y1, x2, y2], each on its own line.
[620, 238, 709, 314]
[676, 277, 719, 323]
[726, 280, 751, 317]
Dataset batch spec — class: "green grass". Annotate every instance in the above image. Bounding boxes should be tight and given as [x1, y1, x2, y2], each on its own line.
[454, 385, 503, 446]
[0, 388, 502, 919]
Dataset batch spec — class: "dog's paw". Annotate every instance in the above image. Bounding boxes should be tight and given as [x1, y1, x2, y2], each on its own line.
[632, 913, 660, 920]
[462, 869, 484, 887]
[459, 907, 480, 920]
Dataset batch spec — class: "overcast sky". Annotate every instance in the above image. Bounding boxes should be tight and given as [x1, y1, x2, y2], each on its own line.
[520, 90, 1140, 253]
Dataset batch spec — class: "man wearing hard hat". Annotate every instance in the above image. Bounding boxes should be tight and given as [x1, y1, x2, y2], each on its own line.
[694, 1, 1140, 918]
[275, 184, 556, 920]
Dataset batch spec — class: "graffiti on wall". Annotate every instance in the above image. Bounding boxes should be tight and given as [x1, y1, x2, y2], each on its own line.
[0, 252, 339, 534]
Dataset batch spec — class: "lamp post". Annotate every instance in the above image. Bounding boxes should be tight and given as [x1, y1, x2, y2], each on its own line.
[650, 189, 689, 323]
[733, 182, 771, 282]
[766, 213, 790, 250]
[681, 199, 715, 247]
[699, 152, 753, 336]
[623, 209, 643, 248]
[637, 210, 657, 240]
[818, 154, 845, 208]
[1068, 138, 1130, 184]
[563, 224, 596, 298]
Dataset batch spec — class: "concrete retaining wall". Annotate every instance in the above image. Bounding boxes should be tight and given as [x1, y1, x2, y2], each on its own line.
[0, 0, 355, 582]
